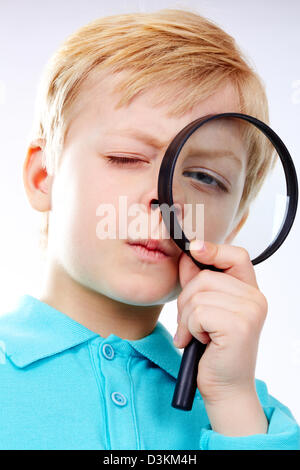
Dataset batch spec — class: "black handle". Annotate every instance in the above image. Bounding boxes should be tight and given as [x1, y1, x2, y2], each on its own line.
[171, 336, 207, 410]
[171, 252, 221, 411]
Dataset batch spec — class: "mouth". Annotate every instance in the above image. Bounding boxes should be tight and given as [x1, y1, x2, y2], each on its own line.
[126, 239, 172, 262]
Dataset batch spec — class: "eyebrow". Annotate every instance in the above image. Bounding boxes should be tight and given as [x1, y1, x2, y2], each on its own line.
[107, 128, 243, 168]
[108, 128, 171, 150]
[186, 149, 243, 169]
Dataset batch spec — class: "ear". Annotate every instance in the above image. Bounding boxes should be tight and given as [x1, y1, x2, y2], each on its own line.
[224, 207, 249, 244]
[23, 139, 53, 212]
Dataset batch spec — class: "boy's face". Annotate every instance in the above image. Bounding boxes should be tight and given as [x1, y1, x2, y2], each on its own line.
[45, 71, 246, 306]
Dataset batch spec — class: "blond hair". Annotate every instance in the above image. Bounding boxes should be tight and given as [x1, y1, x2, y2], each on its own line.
[29, 8, 276, 251]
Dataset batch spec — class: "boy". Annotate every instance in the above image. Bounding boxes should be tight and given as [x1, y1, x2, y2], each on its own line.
[0, 9, 299, 450]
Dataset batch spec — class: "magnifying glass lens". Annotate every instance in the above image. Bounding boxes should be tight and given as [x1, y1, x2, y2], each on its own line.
[172, 116, 287, 260]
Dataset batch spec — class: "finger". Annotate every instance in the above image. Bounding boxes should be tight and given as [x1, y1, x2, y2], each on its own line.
[177, 269, 260, 322]
[189, 240, 258, 287]
[175, 303, 236, 348]
[186, 291, 259, 317]
[176, 290, 266, 347]
[178, 290, 257, 332]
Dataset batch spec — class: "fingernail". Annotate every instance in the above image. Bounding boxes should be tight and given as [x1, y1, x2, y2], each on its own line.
[189, 239, 205, 252]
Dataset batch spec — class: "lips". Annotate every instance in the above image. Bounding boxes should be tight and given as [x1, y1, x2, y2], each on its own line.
[127, 239, 172, 256]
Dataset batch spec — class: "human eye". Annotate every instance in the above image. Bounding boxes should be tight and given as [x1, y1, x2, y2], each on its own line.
[182, 169, 229, 193]
[105, 156, 144, 166]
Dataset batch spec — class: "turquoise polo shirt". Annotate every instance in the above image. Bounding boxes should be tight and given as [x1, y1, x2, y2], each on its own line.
[0, 294, 299, 450]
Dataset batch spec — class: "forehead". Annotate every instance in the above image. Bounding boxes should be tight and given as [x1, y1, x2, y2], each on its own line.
[65, 68, 241, 146]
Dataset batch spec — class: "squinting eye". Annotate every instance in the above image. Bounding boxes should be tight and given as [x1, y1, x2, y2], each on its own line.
[106, 156, 142, 165]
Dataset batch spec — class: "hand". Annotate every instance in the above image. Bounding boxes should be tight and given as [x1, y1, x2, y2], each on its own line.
[174, 240, 269, 435]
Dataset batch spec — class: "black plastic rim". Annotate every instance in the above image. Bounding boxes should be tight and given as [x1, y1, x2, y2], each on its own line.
[158, 112, 298, 268]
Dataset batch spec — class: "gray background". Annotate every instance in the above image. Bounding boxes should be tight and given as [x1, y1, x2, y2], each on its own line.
[1, 0, 300, 422]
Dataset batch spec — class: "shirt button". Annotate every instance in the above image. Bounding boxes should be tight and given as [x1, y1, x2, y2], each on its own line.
[102, 343, 115, 360]
[111, 392, 127, 407]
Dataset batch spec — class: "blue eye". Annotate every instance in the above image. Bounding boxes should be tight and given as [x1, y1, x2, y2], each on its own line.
[182, 170, 228, 193]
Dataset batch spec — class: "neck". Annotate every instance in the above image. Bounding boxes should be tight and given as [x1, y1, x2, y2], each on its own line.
[37, 257, 163, 341]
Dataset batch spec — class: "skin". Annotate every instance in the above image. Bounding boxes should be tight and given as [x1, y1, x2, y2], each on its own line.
[174, 117, 248, 243]
[23, 70, 268, 436]
[176, 240, 268, 435]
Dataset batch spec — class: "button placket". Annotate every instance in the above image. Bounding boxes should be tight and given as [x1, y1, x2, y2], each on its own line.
[100, 342, 129, 408]
[97, 339, 137, 449]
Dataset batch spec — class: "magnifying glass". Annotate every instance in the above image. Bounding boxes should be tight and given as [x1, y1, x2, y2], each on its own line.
[157, 113, 298, 411]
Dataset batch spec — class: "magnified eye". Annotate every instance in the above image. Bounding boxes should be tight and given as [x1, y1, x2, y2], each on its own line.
[182, 170, 229, 193]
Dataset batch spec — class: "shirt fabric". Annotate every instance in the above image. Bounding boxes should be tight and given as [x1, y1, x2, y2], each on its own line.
[0, 294, 299, 450]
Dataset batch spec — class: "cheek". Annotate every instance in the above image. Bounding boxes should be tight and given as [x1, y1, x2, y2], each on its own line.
[70, 177, 121, 254]
[50, 159, 136, 269]
[179, 196, 238, 244]
[203, 191, 244, 244]
[49, 156, 181, 302]
[204, 206, 235, 243]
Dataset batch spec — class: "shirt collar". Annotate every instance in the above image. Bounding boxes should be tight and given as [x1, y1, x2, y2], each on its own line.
[1, 294, 183, 381]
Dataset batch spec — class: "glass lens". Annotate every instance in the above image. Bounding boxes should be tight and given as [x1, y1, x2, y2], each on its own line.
[170, 116, 287, 260]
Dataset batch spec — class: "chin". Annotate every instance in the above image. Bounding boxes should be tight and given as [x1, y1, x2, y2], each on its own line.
[113, 283, 180, 306]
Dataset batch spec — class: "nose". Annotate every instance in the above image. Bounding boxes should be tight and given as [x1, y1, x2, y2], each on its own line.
[140, 190, 167, 239]
[140, 166, 174, 239]
[149, 197, 162, 225]
[150, 198, 159, 211]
